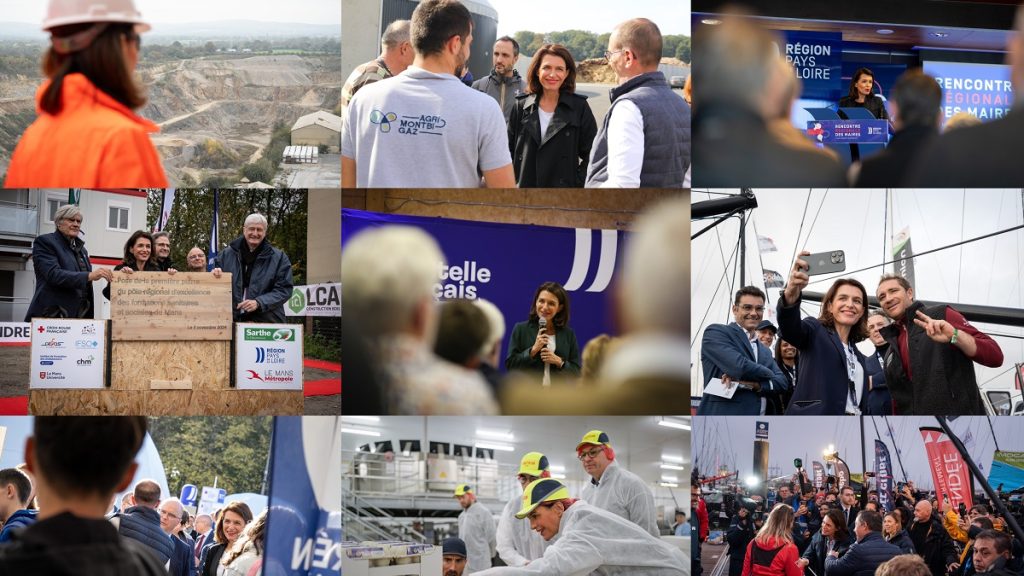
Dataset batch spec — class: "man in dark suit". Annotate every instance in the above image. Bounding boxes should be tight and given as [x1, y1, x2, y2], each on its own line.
[854, 70, 941, 187]
[692, 16, 847, 187]
[192, 513, 214, 568]
[698, 286, 788, 415]
[159, 498, 196, 576]
[839, 486, 861, 533]
[907, 4, 1024, 187]
[24, 204, 112, 321]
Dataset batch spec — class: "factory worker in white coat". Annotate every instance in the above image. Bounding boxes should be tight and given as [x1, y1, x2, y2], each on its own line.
[496, 452, 551, 566]
[576, 429, 659, 536]
[475, 478, 686, 576]
[455, 484, 497, 573]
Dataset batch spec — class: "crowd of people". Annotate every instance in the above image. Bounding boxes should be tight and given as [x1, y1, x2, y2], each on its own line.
[697, 260, 1003, 416]
[0, 417, 271, 575]
[420, 431, 686, 575]
[693, 475, 1024, 576]
[692, 6, 1024, 187]
[341, 0, 690, 188]
[341, 196, 688, 415]
[25, 205, 295, 325]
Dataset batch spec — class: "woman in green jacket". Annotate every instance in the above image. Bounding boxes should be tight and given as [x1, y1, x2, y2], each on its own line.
[505, 281, 581, 381]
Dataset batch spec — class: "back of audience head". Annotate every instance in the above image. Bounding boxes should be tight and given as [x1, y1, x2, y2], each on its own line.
[581, 334, 615, 383]
[694, 14, 781, 116]
[619, 196, 688, 336]
[342, 225, 444, 344]
[890, 69, 942, 130]
[876, 554, 931, 576]
[472, 298, 505, 368]
[28, 416, 146, 504]
[435, 299, 490, 369]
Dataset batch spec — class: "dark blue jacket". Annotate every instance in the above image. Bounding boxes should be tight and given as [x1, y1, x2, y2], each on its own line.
[863, 349, 893, 415]
[824, 531, 902, 576]
[117, 506, 173, 567]
[586, 71, 690, 187]
[801, 529, 852, 576]
[215, 236, 294, 323]
[698, 322, 788, 415]
[885, 529, 914, 554]
[25, 231, 95, 321]
[0, 509, 38, 542]
[170, 533, 196, 576]
[199, 541, 226, 576]
[778, 295, 870, 415]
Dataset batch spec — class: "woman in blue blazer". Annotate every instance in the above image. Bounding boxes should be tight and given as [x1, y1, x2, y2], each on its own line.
[778, 251, 871, 415]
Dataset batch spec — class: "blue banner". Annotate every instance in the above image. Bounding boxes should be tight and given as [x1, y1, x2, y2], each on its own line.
[806, 119, 889, 144]
[265, 417, 340, 576]
[922, 61, 1013, 125]
[784, 31, 843, 101]
[874, 440, 894, 513]
[341, 209, 625, 368]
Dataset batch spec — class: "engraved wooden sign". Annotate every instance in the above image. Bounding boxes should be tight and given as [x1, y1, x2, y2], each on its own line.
[109, 272, 232, 341]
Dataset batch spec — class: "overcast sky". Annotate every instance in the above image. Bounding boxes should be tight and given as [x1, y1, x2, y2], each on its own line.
[690, 188, 1024, 393]
[3, 0, 338, 24]
[488, 0, 690, 36]
[693, 416, 1024, 491]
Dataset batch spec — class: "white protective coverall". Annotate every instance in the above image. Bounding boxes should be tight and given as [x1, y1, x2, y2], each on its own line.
[580, 459, 660, 536]
[496, 494, 549, 566]
[458, 501, 497, 573]
[474, 500, 686, 575]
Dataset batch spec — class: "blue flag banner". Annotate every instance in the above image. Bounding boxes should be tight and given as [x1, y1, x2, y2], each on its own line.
[208, 190, 220, 272]
[341, 209, 625, 367]
[265, 417, 340, 576]
[806, 119, 889, 144]
[875, 440, 894, 512]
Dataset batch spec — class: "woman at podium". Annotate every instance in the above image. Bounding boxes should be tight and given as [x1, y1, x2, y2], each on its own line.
[838, 68, 889, 120]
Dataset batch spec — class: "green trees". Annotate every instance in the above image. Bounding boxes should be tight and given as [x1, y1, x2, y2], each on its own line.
[149, 417, 273, 496]
[510, 29, 690, 64]
[145, 189, 308, 283]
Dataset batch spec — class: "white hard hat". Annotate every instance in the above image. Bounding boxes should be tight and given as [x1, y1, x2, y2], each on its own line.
[43, 0, 150, 32]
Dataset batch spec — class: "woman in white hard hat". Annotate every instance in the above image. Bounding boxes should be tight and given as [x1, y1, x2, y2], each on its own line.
[476, 478, 687, 575]
[4, 0, 168, 188]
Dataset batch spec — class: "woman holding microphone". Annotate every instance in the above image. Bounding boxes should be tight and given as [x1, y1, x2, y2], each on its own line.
[505, 282, 581, 382]
[778, 251, 871, 415]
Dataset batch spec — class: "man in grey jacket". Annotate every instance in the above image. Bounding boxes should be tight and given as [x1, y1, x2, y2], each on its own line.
[472, 36, 526, 123]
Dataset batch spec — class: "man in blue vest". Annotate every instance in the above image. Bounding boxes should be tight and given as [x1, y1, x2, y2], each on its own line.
[697, 286, 788, 415]
[118, 479, 173, 569]
[585, 18, 690, 188]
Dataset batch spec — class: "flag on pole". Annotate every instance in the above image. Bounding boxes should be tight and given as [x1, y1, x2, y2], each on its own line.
[67, 189, 80, 205]
[208, 191, 219, 271]
[920, 427, 974, 509]
[155, 188, 176, 232]
[763, 269, 785, 288]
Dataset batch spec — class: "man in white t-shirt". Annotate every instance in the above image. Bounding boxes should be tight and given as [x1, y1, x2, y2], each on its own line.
[342, 0, 514, 188]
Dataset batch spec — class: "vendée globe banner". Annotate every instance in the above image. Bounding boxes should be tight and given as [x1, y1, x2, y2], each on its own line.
[265, 417, 341, 576]
[341, 209, 625, 368]
[922, 61, 1013, 126]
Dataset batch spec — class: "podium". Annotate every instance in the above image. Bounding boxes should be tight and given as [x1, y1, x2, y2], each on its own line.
[29, 272, 304, 415]
[805, 107, 890, 164]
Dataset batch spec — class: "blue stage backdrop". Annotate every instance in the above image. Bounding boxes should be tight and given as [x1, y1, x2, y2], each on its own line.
[923, 61, 1013, 125]
[342, 209, 625, 369]
[783, 31, 843, 102]
[265, 417, 341, 576]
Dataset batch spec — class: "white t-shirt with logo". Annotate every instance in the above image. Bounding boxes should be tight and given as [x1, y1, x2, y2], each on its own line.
[342, 66, 512, 187]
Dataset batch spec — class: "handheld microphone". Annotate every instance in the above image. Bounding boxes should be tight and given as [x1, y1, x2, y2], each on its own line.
[539, 317, 551, 387]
